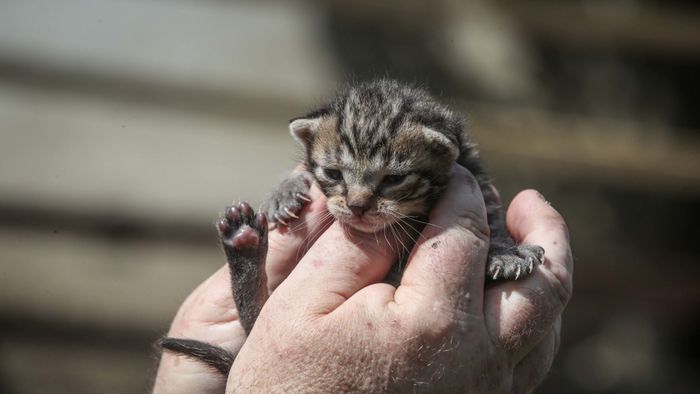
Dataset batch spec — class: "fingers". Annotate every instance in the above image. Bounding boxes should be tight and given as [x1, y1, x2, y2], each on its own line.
[507, 190, 573, 297]
[264, 180, 331, 292]
[511, 315, 561, 393]
[159, 265, 247, 394]
[485, 190, 572, 359]
[276, 219, 404, 316]
[510, 322, 559, 394]
[395, 164, 490, 319]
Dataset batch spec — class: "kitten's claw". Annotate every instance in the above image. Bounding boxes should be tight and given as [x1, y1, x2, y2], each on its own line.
[295, 192, 312, 202]
[486, 244, 544, 282]
[284, 207, 299, 219]
[274, 214, 288, 227]
[261, 172, 313, 228]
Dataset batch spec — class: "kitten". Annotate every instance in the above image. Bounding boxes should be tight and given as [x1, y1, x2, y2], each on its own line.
[159, 79, 544, 375]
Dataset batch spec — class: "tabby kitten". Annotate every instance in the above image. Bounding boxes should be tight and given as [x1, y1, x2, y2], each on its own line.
[159, 79, 544, 375]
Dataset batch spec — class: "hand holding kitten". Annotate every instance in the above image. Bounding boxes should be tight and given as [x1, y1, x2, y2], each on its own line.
[153, 172, 331, 394]
[154, 165, 572, 393]
[219, 165, 570, 392]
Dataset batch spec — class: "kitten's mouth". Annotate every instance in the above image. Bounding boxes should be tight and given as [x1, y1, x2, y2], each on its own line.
[342, 214, 392, 234]
[328, 204, 394, 233]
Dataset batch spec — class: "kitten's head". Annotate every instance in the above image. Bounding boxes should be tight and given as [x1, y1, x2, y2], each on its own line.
[290, 80, 465, 233]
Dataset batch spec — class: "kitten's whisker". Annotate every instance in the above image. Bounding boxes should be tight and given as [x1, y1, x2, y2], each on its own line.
[385, 211, 429, 252]
[388, 224, 399, 256]
[286, 209, 328, 235]
[401, 215, 445, 230]
[300, 212, 331, 245]
[294, 211, 334, 261]
[388, 212, 421, 247]
[302, 213, 334, 255]
[393, 217, 420, 247]
[389, 222, 410, 260]
[393, 216, 432, 240]
[391, 193, 414, 204]
[383, 225, 395, 255]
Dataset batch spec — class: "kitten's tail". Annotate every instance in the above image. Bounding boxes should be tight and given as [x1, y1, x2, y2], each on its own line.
[158, 337, 236, 376]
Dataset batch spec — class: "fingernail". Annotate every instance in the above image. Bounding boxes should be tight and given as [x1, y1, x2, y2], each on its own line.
[535, 191, 552, 206]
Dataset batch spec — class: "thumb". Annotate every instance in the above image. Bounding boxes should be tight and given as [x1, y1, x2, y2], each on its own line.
[397, 164, 489, 317]
[274, 221, 403, 315]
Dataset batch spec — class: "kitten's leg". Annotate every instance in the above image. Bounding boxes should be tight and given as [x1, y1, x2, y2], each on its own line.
[218, 202, 269, 334]
[159, 202, 269, 374]
[479, 176, 545, 281]
[261, 171, 313, 228]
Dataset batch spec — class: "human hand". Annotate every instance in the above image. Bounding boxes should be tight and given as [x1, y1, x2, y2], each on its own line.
[153, 178, 331, 394]
[226, 165, 572, 392]
[485, 188, 572, 392]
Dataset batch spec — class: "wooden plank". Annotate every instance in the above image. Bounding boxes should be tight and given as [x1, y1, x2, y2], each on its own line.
[1, 336, 153, 394]
[0, 82, 301, 225]
[497, 0, 700, 56]
[0, 0, 337, 101]
[325, 0, 700, 56]
[467, 103, 700, 196]
[2, 82, 698, 234]
[0, 226, 222, 331]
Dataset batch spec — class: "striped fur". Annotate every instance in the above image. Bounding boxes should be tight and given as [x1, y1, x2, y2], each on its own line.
[157, 81, 543, 378]
[291, 79, 480, 233]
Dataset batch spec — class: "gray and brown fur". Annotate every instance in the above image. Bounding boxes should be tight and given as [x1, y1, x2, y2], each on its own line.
[159, 79, 544, 375]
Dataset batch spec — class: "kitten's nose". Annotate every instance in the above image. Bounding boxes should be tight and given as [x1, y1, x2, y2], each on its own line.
[348, 203, 369, 217]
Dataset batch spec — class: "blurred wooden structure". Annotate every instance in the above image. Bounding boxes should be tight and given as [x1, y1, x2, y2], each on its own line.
[1, 0, 699, 393]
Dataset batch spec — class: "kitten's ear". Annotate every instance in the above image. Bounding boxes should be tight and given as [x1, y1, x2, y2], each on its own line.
[289, 117, 322, 149]
[421, 126, 459, 161]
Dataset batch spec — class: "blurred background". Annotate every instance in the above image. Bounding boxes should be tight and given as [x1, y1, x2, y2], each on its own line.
[1, 0, 699, 392]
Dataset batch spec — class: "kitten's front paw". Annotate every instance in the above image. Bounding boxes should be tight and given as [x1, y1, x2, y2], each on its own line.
[261, 172, 313, 228]
[217, 202, 268, 262]
[487, 244, 545, 281]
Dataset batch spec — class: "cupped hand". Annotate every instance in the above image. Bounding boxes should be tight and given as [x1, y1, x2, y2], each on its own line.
[153, 177, 330, 394]
[487, 189, 573, 392]
[227, 165, 572, 393]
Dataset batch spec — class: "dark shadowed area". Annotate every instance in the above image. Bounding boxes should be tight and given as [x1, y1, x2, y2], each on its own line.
[1, 0, 699, 392]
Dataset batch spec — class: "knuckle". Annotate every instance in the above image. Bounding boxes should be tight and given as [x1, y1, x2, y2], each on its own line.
[454, 211, 490, 243]
[540, 268, 572, 314]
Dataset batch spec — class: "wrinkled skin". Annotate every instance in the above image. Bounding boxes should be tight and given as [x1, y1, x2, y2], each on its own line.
[153, 165, 572, 393]
[153, 173, 331, 394]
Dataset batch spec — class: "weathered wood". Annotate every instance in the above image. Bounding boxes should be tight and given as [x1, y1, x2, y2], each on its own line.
[468, 103, 700, 196]
[0, 226, 222, 331]
[1, 336, 154, 394]
[0, 82, 299, 225]
[325, 0, 700, 57]
[498, 0, 700, 57]
[2, 82, 697, 232]
[0, 0, 337, 102]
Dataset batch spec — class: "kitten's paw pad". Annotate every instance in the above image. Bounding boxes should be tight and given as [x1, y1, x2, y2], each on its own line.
[262, 173, 312, 228]
[487, 244, 545, 281]
[217, 202, 268, 257]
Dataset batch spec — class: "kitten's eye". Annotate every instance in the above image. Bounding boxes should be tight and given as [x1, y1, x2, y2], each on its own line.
[382, 174, 407, 186]
[324, 168, 343, 181]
